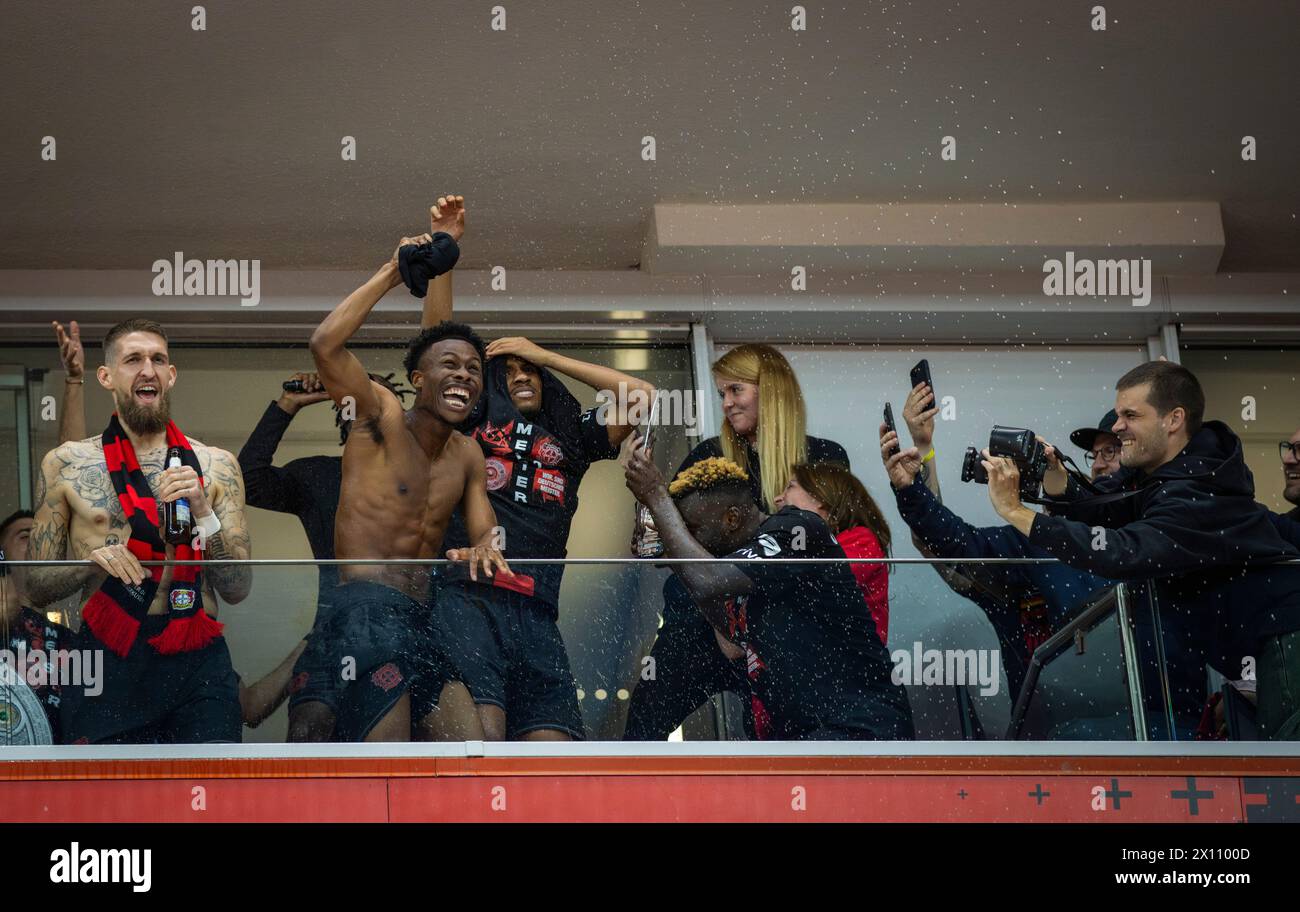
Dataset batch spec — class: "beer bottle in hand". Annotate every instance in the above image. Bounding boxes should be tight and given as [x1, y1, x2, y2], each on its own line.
[163, 447, 193, 545]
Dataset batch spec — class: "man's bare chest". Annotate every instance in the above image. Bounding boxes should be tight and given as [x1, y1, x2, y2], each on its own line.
[64, 460, 169, 555]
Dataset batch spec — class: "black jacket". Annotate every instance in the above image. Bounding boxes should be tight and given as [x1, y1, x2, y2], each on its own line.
[236, 402, 342, 596]
[1029, 420, 1300, 650]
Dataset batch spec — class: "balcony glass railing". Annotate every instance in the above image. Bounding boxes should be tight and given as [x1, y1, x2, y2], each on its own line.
[1, 557, 1295, 749]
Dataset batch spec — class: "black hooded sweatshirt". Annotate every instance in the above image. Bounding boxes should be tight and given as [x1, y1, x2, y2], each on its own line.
[442, 356, 619, 610]
[1028, 420, 1300, 652]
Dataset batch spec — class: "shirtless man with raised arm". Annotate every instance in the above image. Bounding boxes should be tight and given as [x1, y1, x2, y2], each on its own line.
[303, 195, 510, 742]
[27, 319, 253, 744]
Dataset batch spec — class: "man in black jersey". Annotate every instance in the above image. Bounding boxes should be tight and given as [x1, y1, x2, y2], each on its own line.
[434, 337, 655, 740]
[623, 434, 848, 740]
[624, 454, 913, 740]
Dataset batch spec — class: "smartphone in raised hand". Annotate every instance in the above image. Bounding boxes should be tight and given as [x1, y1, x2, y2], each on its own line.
[909, 358, 934, 399]
[884, 402, 900, 457]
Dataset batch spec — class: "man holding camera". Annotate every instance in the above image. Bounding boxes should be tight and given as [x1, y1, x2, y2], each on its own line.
[985, 361, 1300, 740]
[883, 392, 1120, 710]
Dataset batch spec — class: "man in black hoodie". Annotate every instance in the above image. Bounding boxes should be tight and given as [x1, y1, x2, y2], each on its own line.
[982, 361, 1300, 740]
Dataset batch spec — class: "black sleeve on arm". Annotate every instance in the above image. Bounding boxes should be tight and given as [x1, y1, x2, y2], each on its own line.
[642, 491, 754, 631]
[237, 402, 307, 515]
[1026, 484, 1281, 580]
[579, 406, 621, 462]
[723, 510, 821, 601]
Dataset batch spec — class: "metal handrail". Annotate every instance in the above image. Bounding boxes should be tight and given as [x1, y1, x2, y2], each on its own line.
[11, 557, 1300, 568]
[1006, 585, 1141, 740]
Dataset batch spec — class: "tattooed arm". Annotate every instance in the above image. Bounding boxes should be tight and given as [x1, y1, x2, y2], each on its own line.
[203, 448, 253, 604]
[26, 446, 96, 607]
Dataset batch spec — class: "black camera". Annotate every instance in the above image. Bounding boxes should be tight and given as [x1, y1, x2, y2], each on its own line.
[960, 447, 988, 485]
[960, 426, 1050, 500]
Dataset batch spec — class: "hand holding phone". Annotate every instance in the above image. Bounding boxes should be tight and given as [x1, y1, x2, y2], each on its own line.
[884, 402, 900, 457]
[909, 358, 934, 398]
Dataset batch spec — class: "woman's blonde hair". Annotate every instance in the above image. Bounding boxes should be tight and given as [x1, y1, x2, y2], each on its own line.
[712, 344, 807, 510]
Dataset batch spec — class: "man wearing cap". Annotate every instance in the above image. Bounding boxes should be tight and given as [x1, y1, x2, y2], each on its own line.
[1071, 409, 1122, 482]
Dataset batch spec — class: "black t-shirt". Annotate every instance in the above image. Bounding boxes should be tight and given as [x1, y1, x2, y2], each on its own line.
[720, 507, 910, 739]
[237, 402, 342, 594]
[1, 607, 71, 744]
[444, 363, 621, 609]
[662, 434, 851, 621]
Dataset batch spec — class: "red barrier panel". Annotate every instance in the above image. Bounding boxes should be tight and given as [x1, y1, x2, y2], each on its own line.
[2, 755, 1294, 822]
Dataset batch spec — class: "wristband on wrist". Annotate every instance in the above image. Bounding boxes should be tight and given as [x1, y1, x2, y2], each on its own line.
[65, 377, 84, 385]
[196, 512, 222, 537]
[922, 447, 936, 463]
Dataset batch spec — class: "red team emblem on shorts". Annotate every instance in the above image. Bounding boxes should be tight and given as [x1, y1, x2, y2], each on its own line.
[370, 662, 403, 692]
[532, 435, 564, 466]
[484, 456, 510, 491]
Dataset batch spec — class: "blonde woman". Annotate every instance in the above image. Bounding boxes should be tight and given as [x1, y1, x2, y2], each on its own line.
[623, 344, 849, 740]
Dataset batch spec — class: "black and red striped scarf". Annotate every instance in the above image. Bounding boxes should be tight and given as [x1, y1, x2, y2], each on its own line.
[81, 414, 224, 657]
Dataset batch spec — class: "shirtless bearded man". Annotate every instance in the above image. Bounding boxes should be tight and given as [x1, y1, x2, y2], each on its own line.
[27, 319, 253, 744]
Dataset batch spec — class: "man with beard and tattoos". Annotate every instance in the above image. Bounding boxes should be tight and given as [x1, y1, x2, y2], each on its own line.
[303, 195, 511, 742]
[26, 319, 253, 744]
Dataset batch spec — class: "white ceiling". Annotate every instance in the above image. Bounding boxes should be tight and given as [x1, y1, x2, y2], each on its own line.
[1, 0, 1297, 273]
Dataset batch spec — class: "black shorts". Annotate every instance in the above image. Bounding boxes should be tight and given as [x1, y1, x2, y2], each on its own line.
[289, 579, 450, 740]
[435, 578, 585, 739]
[287, 588, 343, 709]
[61, 617, 241, 745]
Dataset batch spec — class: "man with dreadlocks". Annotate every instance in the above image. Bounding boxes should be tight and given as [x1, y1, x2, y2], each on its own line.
[624, 453, 913, 740]
[237, 366, 416, 740]
[27, 319, 253, 743]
